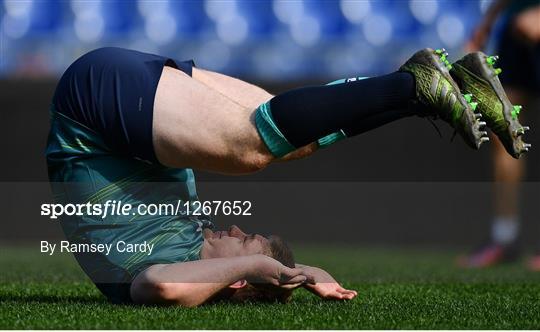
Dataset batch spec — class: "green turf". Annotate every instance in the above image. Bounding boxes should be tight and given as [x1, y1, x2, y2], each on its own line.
[1, 245, 540, 329]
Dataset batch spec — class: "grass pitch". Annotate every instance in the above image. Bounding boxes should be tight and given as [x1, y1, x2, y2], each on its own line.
[1, 245, 540, 329]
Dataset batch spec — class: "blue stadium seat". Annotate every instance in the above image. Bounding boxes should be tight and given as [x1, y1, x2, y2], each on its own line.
[0, 0, 494, 80]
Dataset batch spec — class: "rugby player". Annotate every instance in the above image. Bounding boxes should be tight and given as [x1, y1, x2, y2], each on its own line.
[459, 0, 539, 268]
[46, 47, 528, 306]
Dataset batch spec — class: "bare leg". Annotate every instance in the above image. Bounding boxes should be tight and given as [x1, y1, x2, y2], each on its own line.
[457, 87, 529, 267]
[192, 68, 273, 110]
[492, 138, 525, 218]
[191, 68, 319, 161]
[152, 67, 316, 175]
[491, 87, 528, 243]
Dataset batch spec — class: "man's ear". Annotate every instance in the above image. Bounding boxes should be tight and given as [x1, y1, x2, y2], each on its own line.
[228, 280, 248, 289]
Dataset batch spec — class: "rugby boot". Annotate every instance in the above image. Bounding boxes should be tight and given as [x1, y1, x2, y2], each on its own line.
[399, 48, 488, 149]
[457, 242, 520, 268]
[527, 254, 540, 271]
[450, 52, 531, 158]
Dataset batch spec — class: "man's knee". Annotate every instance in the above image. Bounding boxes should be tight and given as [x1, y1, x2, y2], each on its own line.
[235, 150, 273, 174]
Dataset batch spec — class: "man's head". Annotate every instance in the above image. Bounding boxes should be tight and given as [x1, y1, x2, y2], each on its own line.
[200, 225, 296, 303]
[201, 225, 270, 258]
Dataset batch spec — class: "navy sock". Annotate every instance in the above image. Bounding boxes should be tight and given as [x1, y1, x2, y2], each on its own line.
[269, 72, 416, 148]
[342, 108, 417, 137]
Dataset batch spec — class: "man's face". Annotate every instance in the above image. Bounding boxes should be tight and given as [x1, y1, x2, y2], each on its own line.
[201, 225, 269, 259]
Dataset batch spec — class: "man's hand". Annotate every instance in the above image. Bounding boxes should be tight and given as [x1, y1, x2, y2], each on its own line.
[297, 264, 357, 300]
[466, 22, 492, 52]
[248, 254, 310, 289]
[464, 0, 511, 52]
[513, 6, 540, 44]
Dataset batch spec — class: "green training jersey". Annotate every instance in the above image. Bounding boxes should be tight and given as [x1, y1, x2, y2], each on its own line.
[46, 105, 213, 301]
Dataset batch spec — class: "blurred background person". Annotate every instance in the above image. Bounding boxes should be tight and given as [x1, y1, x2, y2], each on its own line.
[460, 0, 540, 269]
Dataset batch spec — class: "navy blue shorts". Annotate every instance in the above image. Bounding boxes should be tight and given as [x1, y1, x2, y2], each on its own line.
[52, 47, 194, 163]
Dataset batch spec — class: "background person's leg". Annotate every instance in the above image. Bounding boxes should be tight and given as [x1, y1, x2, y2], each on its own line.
[459, 87, 529, 267]
[492, 139, 524, 244]
[491, 88, 528, 246]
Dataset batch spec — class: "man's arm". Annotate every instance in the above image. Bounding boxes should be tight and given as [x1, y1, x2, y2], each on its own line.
[466, 0, 511, 51]
[513, 5, 540, 43]
[130, 254, 307, 307]
[296, 263, 357, 300]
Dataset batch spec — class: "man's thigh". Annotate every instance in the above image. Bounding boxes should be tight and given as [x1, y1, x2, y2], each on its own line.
[152, 66, 271, 174]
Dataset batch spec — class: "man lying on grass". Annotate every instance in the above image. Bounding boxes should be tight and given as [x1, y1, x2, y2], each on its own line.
[46, 47, 527, 306]
[131, 225, 356, 306]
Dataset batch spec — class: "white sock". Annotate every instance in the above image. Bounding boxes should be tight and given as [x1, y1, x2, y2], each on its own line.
[491, 216, 519, 245]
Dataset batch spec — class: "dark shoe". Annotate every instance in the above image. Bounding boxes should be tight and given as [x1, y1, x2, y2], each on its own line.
[400, 48, 489, 149]
[457, 242, 520, 268]
[451, 52, 531, 158]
